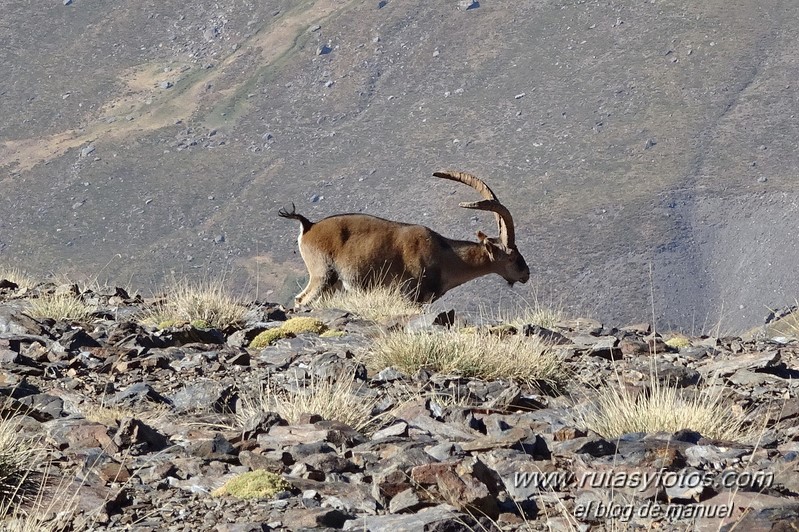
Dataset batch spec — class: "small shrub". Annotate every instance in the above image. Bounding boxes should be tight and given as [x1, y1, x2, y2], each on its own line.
[494, 298, 565, 329]
[26, 293, 93, 322]
[280, 317, 327, 335]
[763, 305, 799, 340]
[0, 415, 40, 511]
[211, 470, 290, 499]
[370, 329, 567, 388]
[248, 317, 329, 348]
[249, 328, 290, 349]
[81, 402, 170, 427]
[237, 375, 381, 433]
[313, 283, 423, 322]
[0, 408, 118, 530]
[577, 377, 752, 442]
[785, 312, 799, 339]
[140, 277, 247, 330]
[0, 267, 35, 290]
[665, 334, 692, 349]
[320, 329, 346, 338]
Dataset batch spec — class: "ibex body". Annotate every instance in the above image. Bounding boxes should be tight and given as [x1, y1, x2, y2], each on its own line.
[279, 171, 529, 306]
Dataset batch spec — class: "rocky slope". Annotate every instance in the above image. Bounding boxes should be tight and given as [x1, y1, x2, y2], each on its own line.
[1, 278, 798, 531]
[1, 0, 799, 331]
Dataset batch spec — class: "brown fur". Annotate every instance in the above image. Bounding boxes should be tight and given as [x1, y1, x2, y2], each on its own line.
[278, 172, 529, 306]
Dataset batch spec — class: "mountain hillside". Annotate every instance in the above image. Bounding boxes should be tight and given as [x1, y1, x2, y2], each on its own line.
[2, 0, 798, 330]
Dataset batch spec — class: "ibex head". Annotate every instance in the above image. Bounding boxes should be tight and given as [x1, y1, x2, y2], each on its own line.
[433, 171, 530, 286]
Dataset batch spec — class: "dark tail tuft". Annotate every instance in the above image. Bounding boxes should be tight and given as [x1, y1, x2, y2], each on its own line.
[278, 203, 314, 233]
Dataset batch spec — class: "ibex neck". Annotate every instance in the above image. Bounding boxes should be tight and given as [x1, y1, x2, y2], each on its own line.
[446, 240, 495, 288]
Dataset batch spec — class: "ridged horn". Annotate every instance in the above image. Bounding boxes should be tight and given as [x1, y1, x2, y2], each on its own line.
[458, 199, 515, 248]
[433, 171, 515, 247]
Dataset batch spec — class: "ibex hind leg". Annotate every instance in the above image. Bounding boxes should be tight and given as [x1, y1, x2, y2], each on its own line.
[294, 278, 317, 306]
[295, 271, 340, 306]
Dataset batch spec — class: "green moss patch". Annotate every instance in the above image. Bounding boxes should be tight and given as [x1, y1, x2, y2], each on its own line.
[250, 328, 291, 349]
[281, 317, 327, 335]
[665, 335, 692, 349]
[248, 317, 329, 348]
[211, 470, 291, 499]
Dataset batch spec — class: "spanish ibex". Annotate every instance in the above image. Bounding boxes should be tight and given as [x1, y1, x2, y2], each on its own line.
[279, 171, 529, 305]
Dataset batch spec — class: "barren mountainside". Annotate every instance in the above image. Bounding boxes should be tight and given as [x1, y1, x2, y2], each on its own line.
[1, 0, 798, 331]
[0, 277, 798, 530]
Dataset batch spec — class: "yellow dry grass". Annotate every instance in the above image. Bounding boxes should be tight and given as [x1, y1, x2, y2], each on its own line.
[313, 283, 424, 322]
[26, 293, 93, 322]
[139, 277, 247, 330]
[370, 329, 567, 388]
[236, 374, 380, 433]
[577, 375, 753, 443]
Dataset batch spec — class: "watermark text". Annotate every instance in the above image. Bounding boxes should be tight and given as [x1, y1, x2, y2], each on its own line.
[513, 468, 773, 492]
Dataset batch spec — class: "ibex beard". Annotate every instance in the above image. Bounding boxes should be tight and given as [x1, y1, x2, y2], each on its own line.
[279, 170, 529, 307]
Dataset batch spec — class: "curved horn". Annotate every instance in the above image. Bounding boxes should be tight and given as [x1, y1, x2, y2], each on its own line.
[433, 171, 498, 201]
[433, 171, 515, 247]
[459, 199, 515, 248]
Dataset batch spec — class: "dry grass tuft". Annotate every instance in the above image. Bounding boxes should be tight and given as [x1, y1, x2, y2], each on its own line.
[313, 283, 423, 322]
[765, 304, 799, 340]
[370, 329, 567, 388]
[785, 312, 799, 339]
[1, 405, 136, 530]
[0, 412, 85, 531]
[80, 402, 170, 427]
[493, 298, 565, 330]
[577, 376, 753, 443]
[237, 375, 381, 433]
[139, 277, 247, 330]
[26, 293, 93, 322]
[0, 267, 36, 290]
[0, 415, 41, 512]
[0, 464, 83, 532]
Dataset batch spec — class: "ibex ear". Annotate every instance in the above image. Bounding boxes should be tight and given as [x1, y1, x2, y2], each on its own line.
[477, 231, 495, 260]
